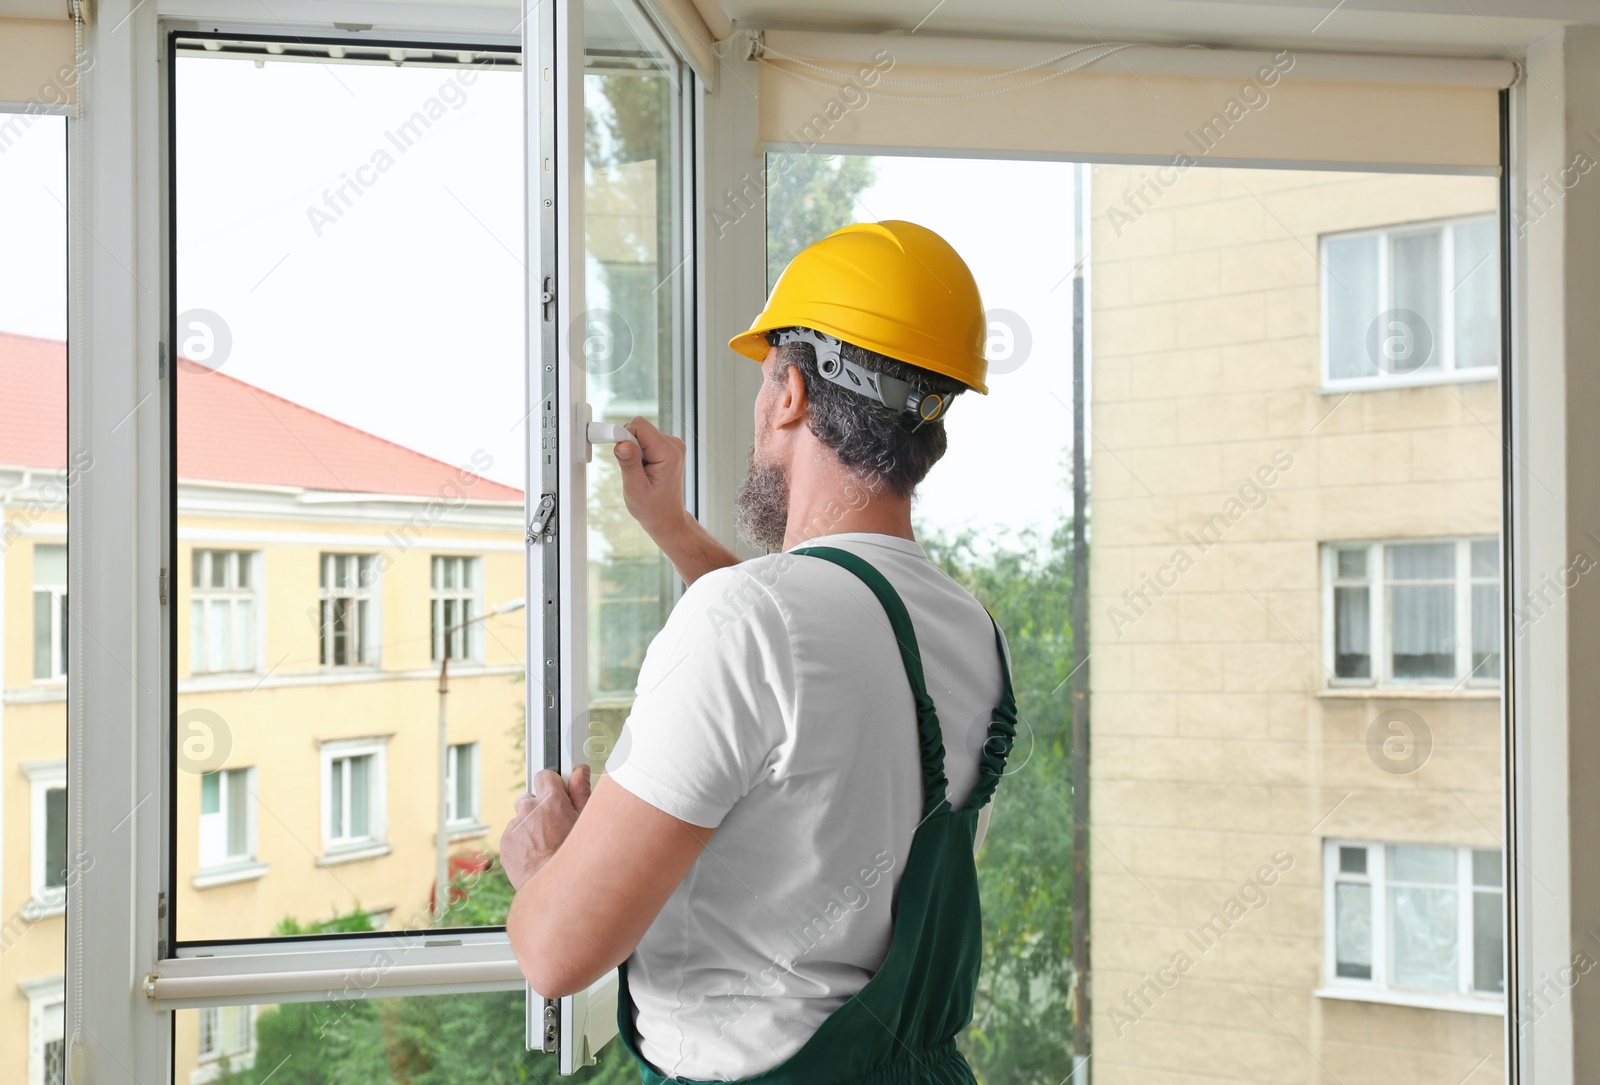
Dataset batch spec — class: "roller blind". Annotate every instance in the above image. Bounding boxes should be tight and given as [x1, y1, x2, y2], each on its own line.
[0, 18, 78, 107]
[757, 31, 1514, 172]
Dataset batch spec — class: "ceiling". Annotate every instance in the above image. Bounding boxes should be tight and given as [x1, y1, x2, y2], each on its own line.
[714, 0, 1600, 58]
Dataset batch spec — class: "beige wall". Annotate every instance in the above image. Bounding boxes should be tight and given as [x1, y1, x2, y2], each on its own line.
[1088, 164, 1503, 1084]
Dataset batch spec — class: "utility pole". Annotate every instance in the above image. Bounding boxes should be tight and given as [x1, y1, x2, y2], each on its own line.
[1069, 160, 1093, 1083]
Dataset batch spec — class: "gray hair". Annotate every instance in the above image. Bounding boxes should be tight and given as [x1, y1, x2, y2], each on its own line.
[772, 332, 967, 498]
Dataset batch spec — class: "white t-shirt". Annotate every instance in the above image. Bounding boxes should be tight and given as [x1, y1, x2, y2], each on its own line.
[606, 532, 1006, 1081]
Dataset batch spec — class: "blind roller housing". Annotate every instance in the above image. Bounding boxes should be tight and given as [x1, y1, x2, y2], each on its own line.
[0, 18, 78, 107]
[758, 31, 1513, 172]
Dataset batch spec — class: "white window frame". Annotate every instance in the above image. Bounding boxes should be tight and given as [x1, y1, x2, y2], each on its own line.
[1320, 212, 1501, 392]
[22, 976, 65, 1085]
[318, 552, 380, 668]
[22, 760, 68, 919]
[431, 555, 483, 662]
[33, 542, 67, 683]
[318, 736, 390, 862]
[446, 741, 483, 830]
[1320, 537, 1501, 689]
[190, 548, 263, 675]
[194, 766, 267, 888]
[1319, 839, 1505, 1014]
[194, 1004, 256, 1083]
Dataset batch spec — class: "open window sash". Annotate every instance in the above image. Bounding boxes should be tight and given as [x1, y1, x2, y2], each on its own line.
[535, 0, 693, 1071]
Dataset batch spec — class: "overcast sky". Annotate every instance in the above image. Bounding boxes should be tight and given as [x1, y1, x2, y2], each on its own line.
[0, 65, 1079, 545]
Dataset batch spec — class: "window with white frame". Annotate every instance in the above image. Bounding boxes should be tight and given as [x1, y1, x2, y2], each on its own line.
[1322, 214, 1499, 388]
[446, 742, 480, 827]
[197, 1004, 254, 1067]
[198, 767, 257, 871]
[23, 761, 67, 916]
[24, 978, 65, 1085]
[321, 738, 387, 855]
[191, 549, 260, 674]
[319, 553, 378, 667]
[431, 555, 481, 662]
[1324, 538, 1500, 686]
[1325, 840, 1504, 1005]
[33, 543, 66, 681]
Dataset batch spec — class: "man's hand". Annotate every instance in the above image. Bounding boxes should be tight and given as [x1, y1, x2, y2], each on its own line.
[500, 765, 592, 891]
[614, 416, 688, 541]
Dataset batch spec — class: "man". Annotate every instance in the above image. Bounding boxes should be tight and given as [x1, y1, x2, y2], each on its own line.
[502, 220, 1017, 1084]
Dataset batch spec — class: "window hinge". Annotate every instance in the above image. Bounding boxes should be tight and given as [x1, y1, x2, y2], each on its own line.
[542, 998, 559, 1052]
[527, 493, 556, 544]
[158, 341, 167, 380]
[159, 567, 169, 605]
[541, 277, 555, 322]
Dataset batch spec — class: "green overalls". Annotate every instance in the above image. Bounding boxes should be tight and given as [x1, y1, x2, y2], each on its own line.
[617, 546, 1019, 1085]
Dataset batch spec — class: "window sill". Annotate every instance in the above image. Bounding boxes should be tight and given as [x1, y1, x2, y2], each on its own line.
[1317, 687, 1501, 700]
[444, 821, 489, 844]
[20, 895, 65, 921]
[1319, 369, 1498, 395]
[5, 685, 67, 705]
[192, 860, 270, 889]
[1315, 985, 1504, 1016]
[318, 842, 391, 867]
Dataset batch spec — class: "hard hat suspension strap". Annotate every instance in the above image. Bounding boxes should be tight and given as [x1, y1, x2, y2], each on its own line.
[768, 327, 949, 424]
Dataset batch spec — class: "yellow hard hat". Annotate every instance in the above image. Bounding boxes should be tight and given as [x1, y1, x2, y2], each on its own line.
[728, 220, 989, 394]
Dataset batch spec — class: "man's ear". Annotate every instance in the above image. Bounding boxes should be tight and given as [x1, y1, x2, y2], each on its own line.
[767, 363, 809, 431]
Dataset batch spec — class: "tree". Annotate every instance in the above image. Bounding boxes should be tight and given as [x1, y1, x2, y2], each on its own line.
[924, 510, 1081, 1085]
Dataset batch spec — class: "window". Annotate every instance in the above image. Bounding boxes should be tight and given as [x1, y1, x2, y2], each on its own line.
[446, 742, 480, 827]
[320, 739, 388, 858]
[1322, 214, 1499, 388]
[318, 553, 378, 667]
[190, 550, 259, 674]
[198, 767, 259, 876]
[1324, 539, 1500, 687]
[197, 1004, 254, 1069]
[23, 979, 65, 1085]
[1324, 841, 1504, 1006]
[431, 556, 480, 661]
[23, 761, 67, 917]
[33, 543, 66, 680]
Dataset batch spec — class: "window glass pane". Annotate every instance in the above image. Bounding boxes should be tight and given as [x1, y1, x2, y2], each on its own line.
[34, 543, 66, 584]
[201, 771, 221, 815]
[44, 787, 67, 890]
[1453, 218, 1500, 370]
[1387, 541, 1455, 579]
[207, 599, 230, 672]
[227, 769, 250, 858]
[1473, 848, 1502, 887]
[1472, 538, 1499, 577]
[1472, 582, 1501, 680]
[1388, 882, 1459, 989]
[349, 755, 370, 840]
[1474, 889, 1505, 994]
[1336, 547, 1367, 579]
[1335, 881, 1372, 979]
[1388, 843, 1456, 884]
[237, 552, 251, 589]
[455, 745, 474, 820]
[582, 0, 683, 778]
[1334, 585, 1371, 678]
[34, 590, 53, 680]
[1387, 544, 1457, 680]
[234, 598, 255, 672]
[1390, 229, 1443, 374]
[330, 761, 345, 840]
[1339, 845, 1368, 875]
[1326, 234, 1379, 380]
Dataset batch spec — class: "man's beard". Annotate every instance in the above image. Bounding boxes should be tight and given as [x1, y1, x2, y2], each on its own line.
[734, 442, 790, 552]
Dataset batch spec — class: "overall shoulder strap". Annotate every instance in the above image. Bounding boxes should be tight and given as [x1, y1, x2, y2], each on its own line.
[791, 545, 949, 818]
[967, 617, 1018, 810]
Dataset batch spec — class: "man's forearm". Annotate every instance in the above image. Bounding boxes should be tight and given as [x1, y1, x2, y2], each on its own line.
[653, 509, 742, 586]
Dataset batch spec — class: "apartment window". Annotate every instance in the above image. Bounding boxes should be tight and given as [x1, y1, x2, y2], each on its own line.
[1324, 539, 1500, 687]
[446, 742, 480, 826]
[319, 553, 378, 666]
[1324, 841, 1504, 1005]
[198, 767, 257, 870]
[1322, 214, 1499, 388]
[191, 549, 259, 674]
[24, 981, 65, 1085]
[23, 761, 67, 917]
[33, 543, 67, 680]
[197, 1004, 254, 1065]
[321, 739, 387, 857]
[431, 556, 480, 661]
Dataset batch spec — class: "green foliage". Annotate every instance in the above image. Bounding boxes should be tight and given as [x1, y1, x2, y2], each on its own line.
[765, 154, 877, 291]
[925, 511, 1083, 1085]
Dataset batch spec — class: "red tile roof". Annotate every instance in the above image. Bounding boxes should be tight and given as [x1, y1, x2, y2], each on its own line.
[1, 333, 522, 502]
